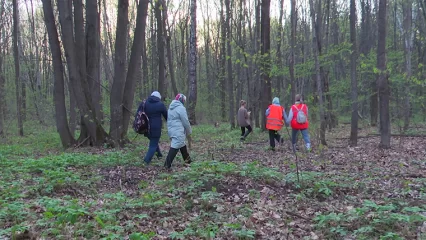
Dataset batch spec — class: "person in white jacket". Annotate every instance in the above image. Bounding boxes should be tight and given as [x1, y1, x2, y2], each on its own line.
[164, 93, 192, 169]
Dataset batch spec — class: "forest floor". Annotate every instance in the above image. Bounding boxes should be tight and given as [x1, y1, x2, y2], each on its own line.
[0, 121, 425, 240]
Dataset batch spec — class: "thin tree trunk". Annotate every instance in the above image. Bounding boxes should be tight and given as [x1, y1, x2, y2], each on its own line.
[162, 2, 178, 97]
[220, 0, 226, 121]
[261, 0, 271, 131]
[155, 0, 166, 98]
[349, 0, 358, 146]
[0, 0, 5, 137]
[309, 0, 327, 146]
[42, 0, 75, 147]
[289, 0, 297, 102]
[13, 0, 23, 136]
[377, 0, 390, 148]
[142, 37, 149, 98]
[188, 0, 197, 124]
[109, 0, 129, 143]
[403, 0, 412, 131]
[225, 0, 235, 128]
[122, 0, 150, 138]
[275, 0, 284, 97]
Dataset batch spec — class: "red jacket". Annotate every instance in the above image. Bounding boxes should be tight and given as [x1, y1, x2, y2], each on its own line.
[291, 104, 309, 130]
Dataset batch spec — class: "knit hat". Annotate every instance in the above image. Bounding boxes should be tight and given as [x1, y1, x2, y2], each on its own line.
[175, 93, 187, 104]
[151, 91, 161, 99]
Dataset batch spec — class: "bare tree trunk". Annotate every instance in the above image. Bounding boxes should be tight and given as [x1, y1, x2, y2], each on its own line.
[86, 0, 103, 123]
[122, 0, 150, 138]
[309, 0, 327, 146]
[275, 0, 284, 97]
[220, 0, 226, 121]
[142, 37, 149, 98]
[225, 0, 235, 128]
[0, 0, 5, 137]
[109, 0, 129, 143]
[370, 0, 379, 127]
[155, 0, 166, 98]
[0, 53, 3, 137]
[377, 0, 390, 148]
[188, 0, 197, 124]
[42, 0, 75, 147]
[13, 0, 23, 136]
[403, 0, 412, 131]
[261, 0, 271, 130]
[162, 2, 178, 97]
[289, 0, 297, 102]
[349, 0, 358, 146]
[58, 0, 108, 146]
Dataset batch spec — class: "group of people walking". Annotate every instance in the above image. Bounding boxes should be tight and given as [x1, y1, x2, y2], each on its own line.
[238, 94, 311, 151]
[141, 91, 311, 170]
[141, 91, 192, 169]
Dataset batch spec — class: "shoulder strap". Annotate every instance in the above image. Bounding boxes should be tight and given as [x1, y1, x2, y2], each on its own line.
[294, 104, 300, 112]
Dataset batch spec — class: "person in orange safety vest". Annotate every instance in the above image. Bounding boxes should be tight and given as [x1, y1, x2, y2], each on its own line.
[265, 97, 288, 151]
[285, 94, 311, 151]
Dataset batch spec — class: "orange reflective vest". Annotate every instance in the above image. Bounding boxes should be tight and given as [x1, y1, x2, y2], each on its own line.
[266, 105, 284, 130]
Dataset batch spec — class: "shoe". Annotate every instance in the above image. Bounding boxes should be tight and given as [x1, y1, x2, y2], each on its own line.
[269, 147, 275, 151]
[184, 156, 192, 164]
[280, 137, 284, 144]
[156, 152, 163, 159]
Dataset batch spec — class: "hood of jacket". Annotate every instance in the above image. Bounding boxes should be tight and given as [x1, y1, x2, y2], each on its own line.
[169, 99, 183, 110]
[272, 97, 280, 105]
[148, 95, 161, 103]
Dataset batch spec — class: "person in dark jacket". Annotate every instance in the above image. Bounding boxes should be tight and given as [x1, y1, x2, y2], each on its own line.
[143, 91, 167, 164]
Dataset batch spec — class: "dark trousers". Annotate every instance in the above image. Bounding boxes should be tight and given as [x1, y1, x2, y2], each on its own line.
[268, 130, 282, 148]
[241, 125, 252, 138]
[144, 137, 161, 164]
[164, 145, 191, 169]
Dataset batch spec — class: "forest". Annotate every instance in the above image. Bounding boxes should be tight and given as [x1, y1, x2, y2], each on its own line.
[0, 0, 425, 239]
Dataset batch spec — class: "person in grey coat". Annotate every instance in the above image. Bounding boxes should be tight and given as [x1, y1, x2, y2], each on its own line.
[237, 100, 252, 141]
[164, 93, 192, 169]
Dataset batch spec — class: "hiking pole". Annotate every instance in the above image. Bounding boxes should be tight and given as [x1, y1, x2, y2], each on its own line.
[285, 126, 300, 184]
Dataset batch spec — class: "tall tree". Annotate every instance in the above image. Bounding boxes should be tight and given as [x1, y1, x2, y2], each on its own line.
[402, 0, 412, 131]
[86, 0, 102, 123]
[187, 0, 197, 124]
[225, 0, 235, 128]
[275, 0, 284, 97]
[155, 0, 166, 98]
[349, 0, 358, 146]
[260, 0, 271, 130]
[58, 0, 108, 146]
[110, 0, 129, 143]
[42, 0, 75, 147]
[162, 2, 178, 97]
[0, 0, 5, 137]
[12, 0, 23, 136]
[289, 0, 297, 102]
[309, 0, 327, 145]
[220, 0, 226, 121]
[121, 0, 150, 138]
[377, 0, 390, 148]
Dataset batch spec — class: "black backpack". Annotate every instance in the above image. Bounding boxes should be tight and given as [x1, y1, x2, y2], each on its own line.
[133, 100, 150, 135]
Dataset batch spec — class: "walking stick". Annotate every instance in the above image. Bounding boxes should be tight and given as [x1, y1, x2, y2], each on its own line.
[285, 126, 300, 184]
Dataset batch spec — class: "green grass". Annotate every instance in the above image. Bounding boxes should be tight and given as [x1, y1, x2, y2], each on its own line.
[0, 123, 425, 239]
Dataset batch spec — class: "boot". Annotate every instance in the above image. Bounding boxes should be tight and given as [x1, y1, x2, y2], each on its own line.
[180, 146, 191, 164]
[164, 148, 179, 169]
[184, 156, 192, 164]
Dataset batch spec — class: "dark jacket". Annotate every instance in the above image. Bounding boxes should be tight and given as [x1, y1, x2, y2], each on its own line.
[140, 96, 167, 138]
